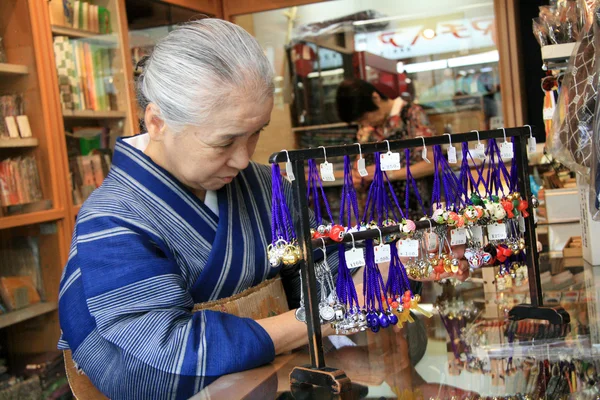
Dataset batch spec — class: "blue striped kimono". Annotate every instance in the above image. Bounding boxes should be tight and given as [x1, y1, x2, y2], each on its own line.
[58, 137, 305, 399]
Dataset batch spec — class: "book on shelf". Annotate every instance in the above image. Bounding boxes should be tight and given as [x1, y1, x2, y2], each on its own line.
[49, 0, 112, 34]
[0, 95, 25, 139]
[0, 276, 41, 312]
[0, 237, 44, 302]
[0, 157, 43, 207]
[53, 36, 116, 112]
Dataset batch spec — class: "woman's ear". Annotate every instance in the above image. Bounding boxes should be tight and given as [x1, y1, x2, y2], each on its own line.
[371, 91, 382, 107]
[145, 104, 166, 141]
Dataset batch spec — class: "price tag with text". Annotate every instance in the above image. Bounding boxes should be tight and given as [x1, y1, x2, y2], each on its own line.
[320, 161, 335, 181]
[285, 161, 295, 181]
[357, 158, 368, 177]
[470, 225, 484, 244]
[374, 244, 392, 263]
[450, 228, 467, 246]
[487, 223, 508, 241]
[398, 239, 419, 257]
[528, 137, 537, 153]
[447, 146, 457, 164]
[380, 151, 401, 171]
[427, 232, 438, 251]
[475, 143, 486, 160]
[345, 248, 365, 269]
[500, 142, 514, 159]
[519, 216, 526, 233]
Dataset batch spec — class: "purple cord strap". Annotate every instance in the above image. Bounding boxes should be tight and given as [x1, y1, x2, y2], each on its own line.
[307, 159, 334, 225]
[404, 148, 426, 217]
[271, 163, 294, 242]
[364, 240, 386, 312]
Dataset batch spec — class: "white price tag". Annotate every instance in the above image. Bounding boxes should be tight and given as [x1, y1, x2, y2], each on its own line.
[470, 225, 484, 244]
[487, 223, 507, 241]
[374, 244, 392, 263]
[475, 143, 486, 160]
[357, 158, 368, 177]
[543, 108, 554, 120]
[380, 151, 401, 171]
[345, 248, 365, 269]
[398, 239, 419, 258]
[285, 161, 295, 181]
[518, 216, 526, 233]
[450, 228, 467, 246]
[528, 137, 537, 153]
[500, 142, 514, 159]
[427, 232, 438, 251]
[447, 146, 457, 164]
[422, 146, 431, 163]
[320, 161, 335, 181]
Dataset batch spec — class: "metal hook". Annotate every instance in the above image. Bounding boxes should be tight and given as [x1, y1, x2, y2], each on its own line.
[348, 232, 356, 248]
[443, 133, 452, 147]
[427, 219, 433, 233]
[384, 140, 391, 153]
[375, 226, 383, 245]
[524, 125, 533, 139]
[319, 237, 327, 261]
[282, 149, 291, 163]
[471, 130, 481, 146]
[501, 128, 508, 143]
[354, 142, 363, 159]
[318, 146, 328, 163]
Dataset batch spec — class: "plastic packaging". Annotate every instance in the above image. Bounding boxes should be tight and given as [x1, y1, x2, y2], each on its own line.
[533, 18, 549, 47]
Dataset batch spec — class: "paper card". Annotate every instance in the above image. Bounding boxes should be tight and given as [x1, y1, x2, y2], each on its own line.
[398, 239, 419, 257]
[285, 161, 295, 181]
[374, 244, 391, 263]
[475, 143, 486, 160]
[487, 223, 507, 241]
[500, 142, 514, 159]
[528, 136, 537, 153]
[543, 108, 554, 120]
[427, 232, 438, 251]
[345, 248, 365, 269]
[518, 216, 526, 233]
[320, 161, 335, 181]
[4, 117, 19, 139]
[450, 228, 467, 246]
[380, 151, 400, 171]
[357, 158, 368, 177]
[447, 145, 457, 164]
[422, 146, 431, 163]
[16, 116, 32, 138]
[470, 225, 484, 244]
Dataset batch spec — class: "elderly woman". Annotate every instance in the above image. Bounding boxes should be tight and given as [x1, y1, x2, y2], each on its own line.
[57, 19, 322, 399]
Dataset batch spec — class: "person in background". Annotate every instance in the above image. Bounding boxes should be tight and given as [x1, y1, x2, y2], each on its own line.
[336, 79, 437, 220]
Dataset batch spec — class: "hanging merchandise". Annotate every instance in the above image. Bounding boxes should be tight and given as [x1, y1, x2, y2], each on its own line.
[267, 162, 299, 267]
[307, 158, 345, 242]
[549, 6, 600, 176]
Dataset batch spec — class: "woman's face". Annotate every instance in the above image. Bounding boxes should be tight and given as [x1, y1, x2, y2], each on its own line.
[146, 96, 273, 194]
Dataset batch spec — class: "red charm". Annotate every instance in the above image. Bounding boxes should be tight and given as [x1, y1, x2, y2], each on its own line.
[517, 199, 530, 218]
[328, 225, 345, 242]
[501, 199, 515, 219]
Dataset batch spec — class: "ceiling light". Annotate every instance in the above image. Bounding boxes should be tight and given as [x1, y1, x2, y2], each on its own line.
[403, 59, 448, 73]
[447, 50, 499, 68]
[423, 29, 436, 39]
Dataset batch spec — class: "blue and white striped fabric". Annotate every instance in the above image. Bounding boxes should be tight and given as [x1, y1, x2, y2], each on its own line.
[58, 137, 289, 399]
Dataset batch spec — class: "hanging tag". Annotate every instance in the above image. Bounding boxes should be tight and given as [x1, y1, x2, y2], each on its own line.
[320, 161, 335, 181]
[500, 142, 514, 159]
[374, 244, 392, 263]
[487, 223, 507, 241]
[422, 147, 431, 163]
[543, 108, 554, 120]
[475, 143, 486, 160]
[285, 161, 295, 181]
[380, 151, 401, 171]
[518, 216, 526, 233]
[450, 228, 467, 246]
[345, 248, 365, 269]
[447, 146, 457, 164]
[528, 137, 537, 153]
[398, 239, 419, 257]
[357, 158, 368, 177]
[470, 225, 484, 244]
[427, 232, 438, 251]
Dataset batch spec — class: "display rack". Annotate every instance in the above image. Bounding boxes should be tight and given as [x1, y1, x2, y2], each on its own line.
[269, 127, 555, 393]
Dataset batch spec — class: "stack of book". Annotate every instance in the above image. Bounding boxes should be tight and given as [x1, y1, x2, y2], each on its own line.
[70, 153, 110, 205]
[49, 0, 112, 34]
[0, 94, 24, 138]
[53, 36, 116, 112]
[0, 157, 43, 207]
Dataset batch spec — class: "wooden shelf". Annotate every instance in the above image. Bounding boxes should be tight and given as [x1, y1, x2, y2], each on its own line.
[0, 63, 29, 75]
[51, 25, 117, 44]
[0, 302, 57, 329]
[63, 110, 126, 119]
[72, 204, 81, 217]
[0, 138, 39, 148]
[0, 209, 64, 230]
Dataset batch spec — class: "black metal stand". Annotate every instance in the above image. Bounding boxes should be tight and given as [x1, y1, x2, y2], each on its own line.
[269, 127, 558, 393]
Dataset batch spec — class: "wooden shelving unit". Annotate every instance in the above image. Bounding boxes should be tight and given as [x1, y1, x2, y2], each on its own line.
[0, 302, 58, 329]
[0, 138, 39, 148]
[0, 209, 64, 230]
[51, 24, 117, 43]
[72, 204, 81, 217]
[0, 62, 29, 75]
[62, 110, 127, 119]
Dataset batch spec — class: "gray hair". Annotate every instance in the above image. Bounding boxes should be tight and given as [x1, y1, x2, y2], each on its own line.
[137, 19, 274, 132]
